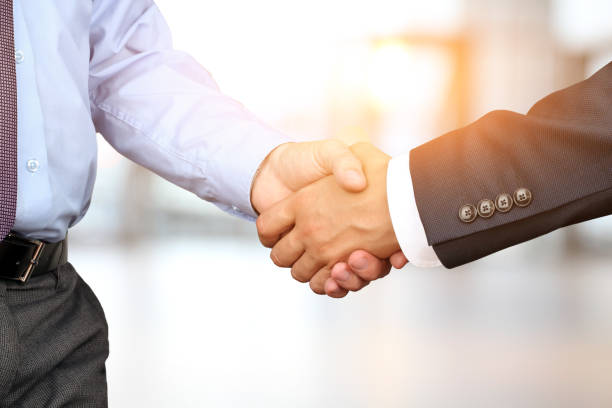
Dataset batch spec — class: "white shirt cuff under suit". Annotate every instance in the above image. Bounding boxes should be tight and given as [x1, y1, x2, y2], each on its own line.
[387, 154, 442, 268]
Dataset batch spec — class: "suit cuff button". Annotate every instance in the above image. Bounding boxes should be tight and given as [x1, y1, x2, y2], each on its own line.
[513, 188, 533, 207]
[459, 204, 477, 223]
[477, 199, 495, 218]
[495, 193, 513, 213]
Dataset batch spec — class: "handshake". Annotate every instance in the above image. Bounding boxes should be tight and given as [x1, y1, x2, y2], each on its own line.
[251, 141, 408, 298]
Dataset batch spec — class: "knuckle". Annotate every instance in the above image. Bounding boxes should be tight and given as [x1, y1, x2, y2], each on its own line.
[301, 219, 319, 236]
[301, 227, 324, 246]
[259, 234, 276, 248]
[257, 225, 275, 247]
[255, 216, 266, 233]
[316, 244, 335, 262]
[311, 250, 326, 264]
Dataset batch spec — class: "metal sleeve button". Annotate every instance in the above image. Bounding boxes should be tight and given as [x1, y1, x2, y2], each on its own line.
[459, 204, 478, 223]
[513, 188, 532, 207]
[495, 193, 513, 213]
[477, 199, 495, 218]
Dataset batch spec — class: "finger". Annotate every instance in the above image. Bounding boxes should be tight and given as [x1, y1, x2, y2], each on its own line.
[313, 140, 366, 192]
[347, 250, 391, 282]
[291, 253, 325, 284]
[390, 251, 408, 269]
[325, 278, 349, 298]
[256, 197, 296, 248]
[309, 267, 332, 295]
[269, 232, 304, 268]
[330, 262, 370, 292]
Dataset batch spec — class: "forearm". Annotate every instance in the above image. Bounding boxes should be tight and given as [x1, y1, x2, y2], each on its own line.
[410, 62, 612, 267]
[89, 0, 290, 219]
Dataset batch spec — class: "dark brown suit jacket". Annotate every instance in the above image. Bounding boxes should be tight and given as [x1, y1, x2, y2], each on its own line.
[410, 61, 612, 268]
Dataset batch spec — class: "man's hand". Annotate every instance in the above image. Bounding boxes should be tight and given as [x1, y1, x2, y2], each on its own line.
[324, 143, 410, 298]
[324, 250, 408, 298]
[251, 140, 402, 296]
[256, 143, 401, 294]
[251, 140, 368, 213]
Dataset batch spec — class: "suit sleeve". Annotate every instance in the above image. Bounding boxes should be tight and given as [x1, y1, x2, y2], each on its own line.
[409, 61, 612, 268]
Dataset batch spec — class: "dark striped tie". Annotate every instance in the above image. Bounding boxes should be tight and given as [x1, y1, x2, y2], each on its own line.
[0, 0, 17, 240]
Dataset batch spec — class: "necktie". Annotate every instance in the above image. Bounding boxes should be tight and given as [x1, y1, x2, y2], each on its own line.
[0, 0, 17, 240]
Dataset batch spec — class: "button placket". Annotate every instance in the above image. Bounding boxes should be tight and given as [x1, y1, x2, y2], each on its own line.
[14, 49, 24, 64]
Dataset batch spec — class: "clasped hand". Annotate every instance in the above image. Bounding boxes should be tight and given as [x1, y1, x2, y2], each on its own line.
[251, 141, 407, 298]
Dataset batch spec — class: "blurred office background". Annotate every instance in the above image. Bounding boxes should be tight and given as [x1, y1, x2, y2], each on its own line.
[70, 0, 612, 406]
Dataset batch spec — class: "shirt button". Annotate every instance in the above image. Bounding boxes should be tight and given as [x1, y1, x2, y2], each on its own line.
[513, 187, 533, 207]
[26, 159, 40, 173]
[477, 199, 496, 218]
[495, 193, 513, 213]
[458, 204, 477, 223]
[15, 50, 25, 64]
[232, 205, 239, 212]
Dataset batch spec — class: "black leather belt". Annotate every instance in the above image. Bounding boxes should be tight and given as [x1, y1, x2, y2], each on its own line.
[0, 233, 68, 283]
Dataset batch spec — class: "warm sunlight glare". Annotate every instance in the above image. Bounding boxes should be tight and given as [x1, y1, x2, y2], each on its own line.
[368, 42, 452, 112]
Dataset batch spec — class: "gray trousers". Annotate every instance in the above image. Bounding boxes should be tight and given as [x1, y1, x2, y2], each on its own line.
[0, 264, 109, 407]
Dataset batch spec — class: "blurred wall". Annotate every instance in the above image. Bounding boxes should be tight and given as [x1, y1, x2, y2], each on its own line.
[69, 2, 612, 406]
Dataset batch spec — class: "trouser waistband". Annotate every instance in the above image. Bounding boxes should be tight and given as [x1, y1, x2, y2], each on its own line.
[0, 232, 68, 283]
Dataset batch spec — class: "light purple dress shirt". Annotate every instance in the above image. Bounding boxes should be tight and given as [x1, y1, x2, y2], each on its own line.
[13, 0, 287, 242]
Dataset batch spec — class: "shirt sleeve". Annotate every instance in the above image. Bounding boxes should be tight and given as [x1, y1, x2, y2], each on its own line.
[387, 153, 441, 268]
[88, 0, 290, 220]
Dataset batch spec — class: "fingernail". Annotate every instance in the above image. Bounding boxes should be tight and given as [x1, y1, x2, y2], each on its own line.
[350, 256, 368, 271]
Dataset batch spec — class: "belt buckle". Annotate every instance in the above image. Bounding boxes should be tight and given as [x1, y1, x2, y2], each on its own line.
[7, 233, 45, 283]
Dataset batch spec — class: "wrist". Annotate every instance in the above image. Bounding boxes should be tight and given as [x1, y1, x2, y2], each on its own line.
[381, 160, 401, 256]
[386, 154, 441, 267]
[361, 156, 399, 258]
[250, 142, 292, 213]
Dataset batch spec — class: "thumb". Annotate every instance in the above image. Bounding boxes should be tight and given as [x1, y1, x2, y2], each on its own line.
[389, 251, 408, 269]
[312, 140, 367, 192]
